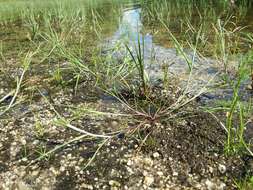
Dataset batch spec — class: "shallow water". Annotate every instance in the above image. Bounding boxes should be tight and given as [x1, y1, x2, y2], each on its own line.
[0, 0, 253, 102]
[108, 2, 253, 102]
[1, 0, 253, 51]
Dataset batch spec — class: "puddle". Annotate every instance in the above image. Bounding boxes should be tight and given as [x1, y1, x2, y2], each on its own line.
[103, 4, 253, 103]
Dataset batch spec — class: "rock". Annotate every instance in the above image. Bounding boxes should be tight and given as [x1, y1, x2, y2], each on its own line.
[153, 152, 160, 158]
[218, 164, 226, 174]
[157, 171, 163, 176]
[127, 160, 133, 166]
[20, 138, 27, 145]
[0, 88, 4, 94]
[246, 84, 252, 90]
[172, 171, 178, 177]
[218, 182, 226, 190]
[111, 121, 118, 128]
[109, 180, 121, 187]
[10, 142, 20, 158]
[143, 158, 153, 166]
[21, 157, 28, 162]
[32, 170, 40, 177]
[80, 184, 93, 190]
[205, 179, 215, 190]
[60, 166, 65, 172]
[143, 170, 148, 177]
[17, 181, 32, 190]
[126, 166, 133, 174]
[144, 176, 154, 187]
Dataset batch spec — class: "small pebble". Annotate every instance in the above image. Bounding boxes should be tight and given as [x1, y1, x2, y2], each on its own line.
[218, 164, 226, 174]
[109, 180, 120, 187]
[246, 84, 252, 90]
[144, 176, 154, 186]
[153, 152, 160, 158]
[205, 179, 215, 190]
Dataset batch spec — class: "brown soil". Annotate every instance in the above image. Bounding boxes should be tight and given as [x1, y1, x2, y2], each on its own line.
[0, 81, 252, 190]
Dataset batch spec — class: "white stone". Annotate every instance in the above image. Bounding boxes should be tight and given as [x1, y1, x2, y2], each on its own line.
[17, 181, 32, 190]
[144, 176, 154, 186]
[143, 171, 148, 176]
[21, 157, 28, 162]
[172, 171, 178, 177]
[109, 180, 120, 187]
[153, 152, 160, 158]
[111, 121, 118, 128]
[127, 160, 133, 166]
[157, 171, 163, 176]
[218, 182, 226, 190]
[218, 164, 226, 174]
[20, 138, 27, 145]
[32, 170, 40, 176]
[205, 179, 215, 190]
[143, 158, 153, 166]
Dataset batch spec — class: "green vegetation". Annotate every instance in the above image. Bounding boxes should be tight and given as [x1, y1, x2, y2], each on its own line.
[0, 0, 253, 189]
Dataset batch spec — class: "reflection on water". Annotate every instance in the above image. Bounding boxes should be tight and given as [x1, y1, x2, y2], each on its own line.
[118, 8, 142, 38]
[107, 5, 221, 91]
[107, 1, 253, 52]
[111, 6, 153, 49]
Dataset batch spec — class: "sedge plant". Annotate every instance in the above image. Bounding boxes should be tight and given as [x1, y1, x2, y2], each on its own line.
[225, 54, 253, 155]
[125, 36, 148, 95]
